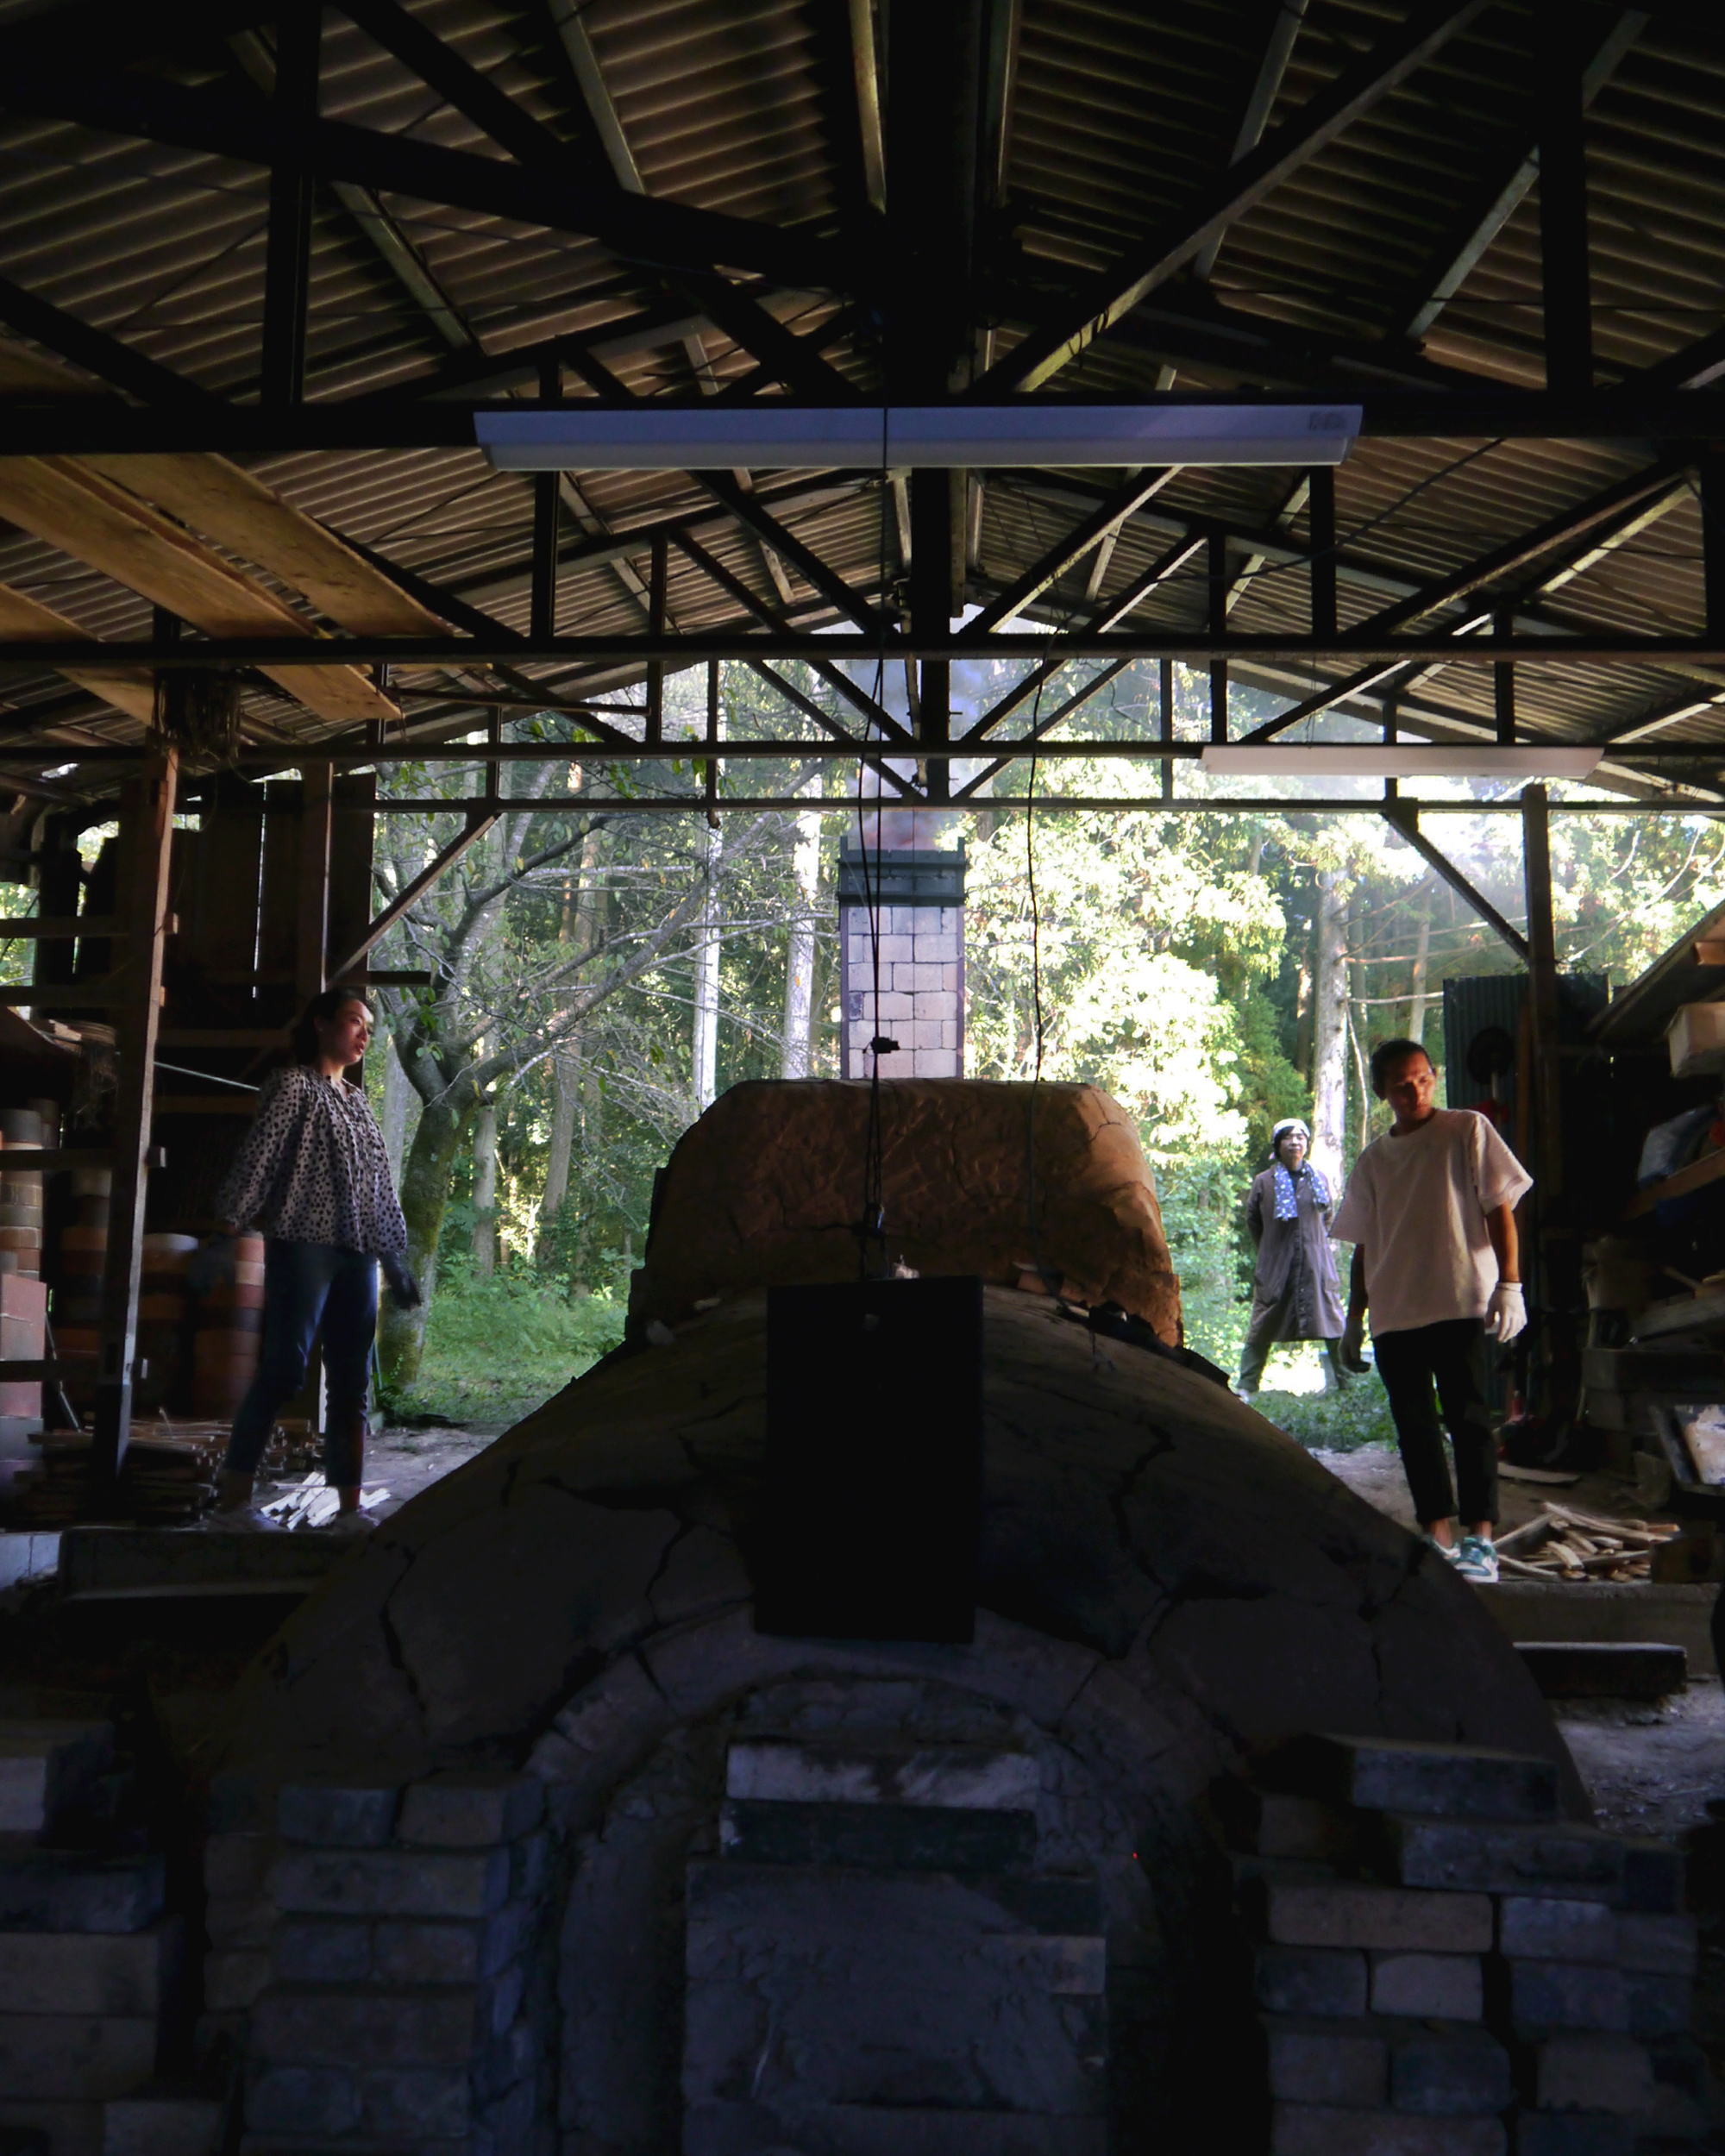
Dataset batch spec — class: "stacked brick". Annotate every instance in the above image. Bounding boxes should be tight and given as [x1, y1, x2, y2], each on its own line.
[229, 1771, 555, 2155]
[840, 902, 964, 1078]
[0, 1711, 198, 2155]
[1225, 1734, 1706, 2154]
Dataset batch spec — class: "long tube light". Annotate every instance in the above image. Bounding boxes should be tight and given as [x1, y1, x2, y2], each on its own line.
[475, 403, 1363, 471]
[1201, 745, 1603, 779]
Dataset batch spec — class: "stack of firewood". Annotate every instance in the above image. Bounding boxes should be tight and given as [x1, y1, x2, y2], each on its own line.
[1495, 1501, 1682, 1582]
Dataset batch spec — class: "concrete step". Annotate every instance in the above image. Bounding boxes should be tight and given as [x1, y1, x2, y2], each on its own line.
[0, 1723, 114, 1839]
[103, 2090, 223, 2156]
[0, 1846, 166, 1936]
[1515, 1640, 1690, 1700]
[685, 2103, 1107, 2153]
[1476, 1582, 1718, 1675]
[57, 1527, 352, 1605]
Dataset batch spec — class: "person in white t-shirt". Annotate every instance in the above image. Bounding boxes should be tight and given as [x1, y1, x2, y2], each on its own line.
[1327, 1037, 1533, 1586]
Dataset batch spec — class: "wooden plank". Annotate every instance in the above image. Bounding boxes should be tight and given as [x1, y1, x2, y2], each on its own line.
[1622, 1148, 1725, 1219]
[297, 759, 334, 1002]
[256, 777, 301, 1007]
[158, 1027, 286, 1047]
[0, 981, 164, 1006]
[185, 770, 264, 994]
[0, 1149, 164, 1171]
[0, 460, 398, 724]
[82, 454, 448, 634]
[0, 581, 155, 720]
[91, 745, 176, 1491]
[326, 769, 377, 983]
[0, 916, 142, 938]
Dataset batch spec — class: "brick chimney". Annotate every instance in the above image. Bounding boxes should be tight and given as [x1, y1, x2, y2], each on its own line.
[837, 838, 966, 1078]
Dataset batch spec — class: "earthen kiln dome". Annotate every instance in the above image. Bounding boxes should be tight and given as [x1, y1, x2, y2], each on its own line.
[214, 1085, 1583, 2149]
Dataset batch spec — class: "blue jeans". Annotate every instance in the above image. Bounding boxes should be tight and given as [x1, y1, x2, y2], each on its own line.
[223, 1240, 378, 1487]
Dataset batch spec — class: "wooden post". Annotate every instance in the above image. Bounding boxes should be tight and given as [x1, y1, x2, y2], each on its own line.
[296, 759, 333, 1003]
[1521, 781, 1562, 1198]
[91, 743, 177, 1497]
[1159, 656, 1174, 802]
[1494, 609, 1516, 744]
[1208, 528, 1228, 743]
[646, 537, 666, 744]
[1308, 467, 1337, 641]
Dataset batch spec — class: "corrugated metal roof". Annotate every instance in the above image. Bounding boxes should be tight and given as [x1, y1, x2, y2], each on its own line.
[0, 0, 1719, 797]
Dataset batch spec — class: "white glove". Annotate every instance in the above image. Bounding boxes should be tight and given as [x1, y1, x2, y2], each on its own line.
[1484, 1282, 1527, 1343]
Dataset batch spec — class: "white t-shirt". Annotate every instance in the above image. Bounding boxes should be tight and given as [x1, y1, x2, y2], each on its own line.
[1328, 1108, 1533, 1336]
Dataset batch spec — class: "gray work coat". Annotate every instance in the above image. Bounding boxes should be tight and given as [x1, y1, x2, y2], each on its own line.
[1245, 1165, 1346, 1342]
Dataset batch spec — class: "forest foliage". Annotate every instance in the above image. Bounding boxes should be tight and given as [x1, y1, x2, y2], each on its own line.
[344, 654, 1725, 1425]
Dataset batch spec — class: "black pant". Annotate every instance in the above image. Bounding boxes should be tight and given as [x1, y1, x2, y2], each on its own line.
[1372, 1318, 1498, 1529]
[223, 1241, 376, 1488]
[1238, 1320, 1346, 1395]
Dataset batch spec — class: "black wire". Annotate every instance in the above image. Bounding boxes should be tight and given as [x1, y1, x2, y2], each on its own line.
[855, 401, 893, 1278]
[1023, 655, 1055, 1295]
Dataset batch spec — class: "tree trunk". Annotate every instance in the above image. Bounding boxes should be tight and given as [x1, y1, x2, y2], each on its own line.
[472, 1100, 498, 1275]
[1408, 906, 1431, 1050]
[1294, 901, 1315, 1084]
[692, 824, 721, 1111]
[1310, 870, 1350, 1186]
[542, 1056, 578, 1226]
[380, 1093, 471, 1388]
[781, 783, 820, 1079]
[380, 1030, 416, 1183]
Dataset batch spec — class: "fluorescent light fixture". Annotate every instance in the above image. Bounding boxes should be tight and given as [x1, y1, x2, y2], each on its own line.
[475, 403, 1363, 471]
[1201, 745, 1602, 780]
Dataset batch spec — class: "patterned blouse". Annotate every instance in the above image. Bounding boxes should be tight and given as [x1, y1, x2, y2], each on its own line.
[216, 1066, 408, 1258]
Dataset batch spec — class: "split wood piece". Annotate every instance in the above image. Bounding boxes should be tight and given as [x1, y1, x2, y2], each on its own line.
[1499, 1551, 1564, 1579]
[0, 581, 155, 721]
[1495, 1516, 1554, 1556]
[82, 454, 448, 637]
[0, 460, 398, 725]
[1540, 1500, 1674, 1548]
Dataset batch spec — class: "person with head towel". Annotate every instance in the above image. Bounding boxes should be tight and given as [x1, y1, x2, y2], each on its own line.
[196, 989, 419, 1532]
[1328, 1037, 1531, 1585]
[1237, 1118, 1350, 1402]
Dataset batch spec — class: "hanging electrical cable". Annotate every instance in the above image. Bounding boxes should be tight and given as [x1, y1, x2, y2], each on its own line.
[855, 401, 895, 1278]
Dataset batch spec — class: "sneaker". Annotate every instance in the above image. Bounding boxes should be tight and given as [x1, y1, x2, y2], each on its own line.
[324, 1507, 376, 1537]
[1450, 1534, 1499, 1584]
[201, 1504, 282, 1533]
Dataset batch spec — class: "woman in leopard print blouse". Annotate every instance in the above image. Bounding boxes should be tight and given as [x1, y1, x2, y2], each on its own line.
[204, 988, 417, 1532]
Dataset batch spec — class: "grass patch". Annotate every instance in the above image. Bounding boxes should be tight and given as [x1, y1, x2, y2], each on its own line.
[1252, 1374, 1400, 1453]
[391, 1269, 628, 1427]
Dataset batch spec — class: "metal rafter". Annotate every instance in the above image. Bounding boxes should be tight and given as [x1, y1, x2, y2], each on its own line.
[0, 61, 844, 295]
[1401, 11, 1644, 342]
[1193, 0, 1309, 282]
[976, 0, 1490, 394]
[0, 273, 212, 405]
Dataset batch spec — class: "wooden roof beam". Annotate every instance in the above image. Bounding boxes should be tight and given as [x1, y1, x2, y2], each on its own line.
[0, 460, 397, 725]
[80, 454, 448, 637]
[0, 584, 155, 723]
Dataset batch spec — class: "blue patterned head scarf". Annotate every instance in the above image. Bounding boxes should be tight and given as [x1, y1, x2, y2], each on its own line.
[1270, 1119, 1329, 1219]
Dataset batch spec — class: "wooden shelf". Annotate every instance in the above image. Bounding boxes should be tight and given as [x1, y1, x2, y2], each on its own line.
[0, 1149, 166, 1172]
[1623, 1150, 1725, 1219]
